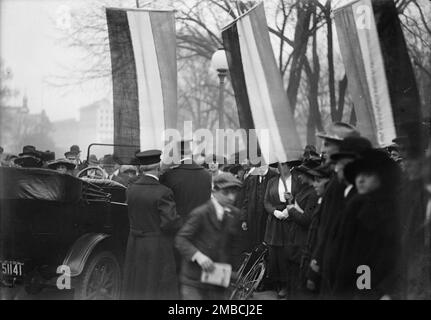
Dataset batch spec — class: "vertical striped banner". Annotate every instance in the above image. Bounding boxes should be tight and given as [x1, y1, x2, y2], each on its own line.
[334, 0, 422, 149]
[222, 3, 302, 164]
[106, 8, 177, 162]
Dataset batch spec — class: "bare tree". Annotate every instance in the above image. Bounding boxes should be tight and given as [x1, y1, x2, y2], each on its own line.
[51, 0, 431, 147]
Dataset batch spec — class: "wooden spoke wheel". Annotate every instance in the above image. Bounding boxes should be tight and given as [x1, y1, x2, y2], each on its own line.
[74, 251, 122, 300]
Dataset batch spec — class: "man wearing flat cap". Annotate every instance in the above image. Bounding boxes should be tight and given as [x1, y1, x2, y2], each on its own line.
[175, 173, 242, 300]
[122, 149, 181, 300]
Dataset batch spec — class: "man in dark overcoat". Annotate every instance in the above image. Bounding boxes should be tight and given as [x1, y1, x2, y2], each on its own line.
[307, 122, 360, 296]
[318, 136, 372, 298]
[160, 139, 212, 225]
[122, 149, 181, 300]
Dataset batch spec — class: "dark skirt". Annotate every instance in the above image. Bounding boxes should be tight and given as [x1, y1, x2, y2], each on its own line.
[267, 245, 289, 283]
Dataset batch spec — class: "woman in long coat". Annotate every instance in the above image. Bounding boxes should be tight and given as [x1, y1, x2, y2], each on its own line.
[333, 149, 402, 299]
[263, 162, 292, 295]
[284, 162, 319, 298]
[263, 160, 317, 297]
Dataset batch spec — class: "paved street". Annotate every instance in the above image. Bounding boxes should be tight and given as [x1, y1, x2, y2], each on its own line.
[250, 290, 279, 300]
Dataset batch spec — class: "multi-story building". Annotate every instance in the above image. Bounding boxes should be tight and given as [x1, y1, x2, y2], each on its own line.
[51, 99, 114, 159]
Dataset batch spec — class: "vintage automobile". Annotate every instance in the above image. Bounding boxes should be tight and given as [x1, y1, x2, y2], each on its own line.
[0, 165, 129, 300]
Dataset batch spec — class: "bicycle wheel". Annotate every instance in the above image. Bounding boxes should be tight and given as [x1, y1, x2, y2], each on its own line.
[229, 261, 266, 300]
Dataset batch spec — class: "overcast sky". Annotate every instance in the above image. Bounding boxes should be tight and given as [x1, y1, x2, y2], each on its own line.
[0, 0, 110, 121]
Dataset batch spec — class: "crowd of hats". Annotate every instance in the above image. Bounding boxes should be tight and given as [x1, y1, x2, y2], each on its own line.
[13, 145, 55, 168]
[1, 121, 429, 187]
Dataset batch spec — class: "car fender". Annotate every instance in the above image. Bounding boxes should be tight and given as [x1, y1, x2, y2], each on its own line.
[62, 233, 111, 277]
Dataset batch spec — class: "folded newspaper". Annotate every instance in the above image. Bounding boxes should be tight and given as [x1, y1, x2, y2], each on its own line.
[200, 263, 232, 288]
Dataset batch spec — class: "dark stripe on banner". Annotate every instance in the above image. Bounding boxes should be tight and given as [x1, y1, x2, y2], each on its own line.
[106, 8, 140, 162]
[222, 24, 255, 131]
[373, 0, 424, 154]
[222, 23, 260, 162]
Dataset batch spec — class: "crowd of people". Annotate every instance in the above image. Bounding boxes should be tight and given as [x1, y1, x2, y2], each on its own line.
[0, 121, 430, 300]
[0, 144, 139, 185]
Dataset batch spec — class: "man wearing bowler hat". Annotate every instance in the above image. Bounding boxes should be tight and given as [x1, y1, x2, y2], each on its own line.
[122, 149, 180, 300]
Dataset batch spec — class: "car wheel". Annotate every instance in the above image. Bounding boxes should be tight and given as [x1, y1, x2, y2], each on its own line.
[73, 250, 122, 300]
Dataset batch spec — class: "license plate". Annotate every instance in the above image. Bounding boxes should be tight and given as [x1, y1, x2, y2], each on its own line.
[1, 261, 24, 277]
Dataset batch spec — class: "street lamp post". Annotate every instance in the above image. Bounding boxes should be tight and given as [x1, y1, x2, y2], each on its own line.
[211, 48, 228, 129]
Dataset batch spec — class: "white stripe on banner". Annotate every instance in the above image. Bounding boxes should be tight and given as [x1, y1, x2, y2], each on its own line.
[352, 0, 396, 146]
[127, 11, 165, 150]
[237, 14, 286, 164]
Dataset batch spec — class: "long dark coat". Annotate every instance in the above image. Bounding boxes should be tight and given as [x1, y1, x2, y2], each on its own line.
[319, 185, 357, 297]
[122, 175, 181, 300]
[240, 169, 278, 250]
[311, 175, 346, 264]
[160, 161, 212, 223]
[332, 191, 402, 299]
[175, 200, 240, 290]
[300, 197, 323, 286]
[286, 184, 318, 264]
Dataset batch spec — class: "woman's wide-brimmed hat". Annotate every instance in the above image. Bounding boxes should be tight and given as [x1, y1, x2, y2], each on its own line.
[306, 163, 332, 179]
[292, 159, 321, 176]
[47, 158, 76, 170]
[344, 149, 400, 186]
[14, 156, 43, 168]
[19, 145, 41, 157]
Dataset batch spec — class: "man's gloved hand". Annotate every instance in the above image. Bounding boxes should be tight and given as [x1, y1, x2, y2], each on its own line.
[193, 251, 215, 272]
